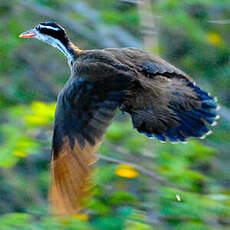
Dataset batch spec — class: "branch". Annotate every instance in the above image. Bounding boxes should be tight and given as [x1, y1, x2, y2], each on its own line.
[97, 153, 186, 191]
[208, 19, 230, 24]
[219, 106, 230, 127]
[138, 0, 159, 52]
[18, 0, 141, 48]
[71, 2, 141, 47]
[112, 25, 141, 47]
[119, 0, 140, 4]
[18, 0, 109, 47]
[70, 2, 118, 47]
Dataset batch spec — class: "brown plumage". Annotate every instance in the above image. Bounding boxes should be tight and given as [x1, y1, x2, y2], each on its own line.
[50, 138, 99, 215]
[19, 22, 219, 215]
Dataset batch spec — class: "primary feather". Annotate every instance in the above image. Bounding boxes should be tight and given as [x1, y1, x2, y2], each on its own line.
[19, 23, 218, 215]
[53, 48, 218, 214]
[50, 48, 217, 214]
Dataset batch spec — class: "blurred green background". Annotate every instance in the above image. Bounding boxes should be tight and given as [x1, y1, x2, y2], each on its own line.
[0, 0, 230, 229]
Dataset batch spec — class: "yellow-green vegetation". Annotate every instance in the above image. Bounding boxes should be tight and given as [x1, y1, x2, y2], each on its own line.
[0, 0, 229, 229]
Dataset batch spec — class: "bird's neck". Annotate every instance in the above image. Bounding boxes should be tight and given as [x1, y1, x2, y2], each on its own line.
[54, 39, 82, 65]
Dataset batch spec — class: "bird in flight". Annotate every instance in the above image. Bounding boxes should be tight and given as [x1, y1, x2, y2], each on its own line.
[19, 22, 219, 215]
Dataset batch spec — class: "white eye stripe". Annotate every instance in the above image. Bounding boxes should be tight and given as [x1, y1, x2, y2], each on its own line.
[39, 25, 60, 31]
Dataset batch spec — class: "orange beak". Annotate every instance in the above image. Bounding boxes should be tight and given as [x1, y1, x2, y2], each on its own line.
[19, 29, 36, 38]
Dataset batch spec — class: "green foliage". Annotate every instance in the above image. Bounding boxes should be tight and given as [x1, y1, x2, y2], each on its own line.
[0, 0, 229, 229]
[0, 213, 32, 230]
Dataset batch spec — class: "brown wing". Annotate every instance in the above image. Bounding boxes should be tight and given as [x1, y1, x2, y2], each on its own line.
[104, 47, 193, 81]
[118, 50, 219, 142]
[50, 64, 134, 215]
[50, 138, 99, 215]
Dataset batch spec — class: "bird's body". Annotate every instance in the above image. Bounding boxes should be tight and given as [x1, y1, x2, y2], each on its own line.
[19, 22, 219, 215]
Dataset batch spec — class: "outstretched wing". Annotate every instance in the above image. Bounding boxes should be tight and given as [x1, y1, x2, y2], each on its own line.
[123, 56, 219, 142]
[50, 64, 134, 215]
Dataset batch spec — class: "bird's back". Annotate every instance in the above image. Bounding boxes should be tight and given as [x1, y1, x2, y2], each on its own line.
[73, 47, 218, 142]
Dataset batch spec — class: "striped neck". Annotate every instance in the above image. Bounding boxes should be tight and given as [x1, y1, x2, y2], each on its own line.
[53, 39, 81, 64]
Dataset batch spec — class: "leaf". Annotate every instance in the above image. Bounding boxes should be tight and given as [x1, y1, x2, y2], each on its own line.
[109, 191, 137, 205]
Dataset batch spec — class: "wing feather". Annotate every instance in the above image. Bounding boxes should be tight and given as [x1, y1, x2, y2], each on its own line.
[50, 138, 99, 215]
[50, 64, 134, 215]
[118, 49, 218, 142]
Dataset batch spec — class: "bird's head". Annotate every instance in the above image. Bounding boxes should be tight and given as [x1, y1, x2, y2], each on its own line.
[19, 22, 79, 61]
[19, 22, 69, 46]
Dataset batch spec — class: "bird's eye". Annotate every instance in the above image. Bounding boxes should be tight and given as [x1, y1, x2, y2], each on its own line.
[35, 25, 41, 31]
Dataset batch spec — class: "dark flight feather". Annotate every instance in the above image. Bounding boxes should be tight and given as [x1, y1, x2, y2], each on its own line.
[103, 48, 218, 142]
[51, 47, 218, 215]
[20, 23, 218, 216]
[51, 64, 134, 215]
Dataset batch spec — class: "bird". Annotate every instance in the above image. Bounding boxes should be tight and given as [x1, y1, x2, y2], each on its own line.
[19, 22, 219, 215]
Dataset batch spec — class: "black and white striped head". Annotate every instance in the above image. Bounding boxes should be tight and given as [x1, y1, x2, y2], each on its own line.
[19, 22, 73, 60]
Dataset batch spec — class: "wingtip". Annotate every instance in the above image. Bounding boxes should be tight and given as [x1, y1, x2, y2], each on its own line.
[199, 130, 213, 140]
